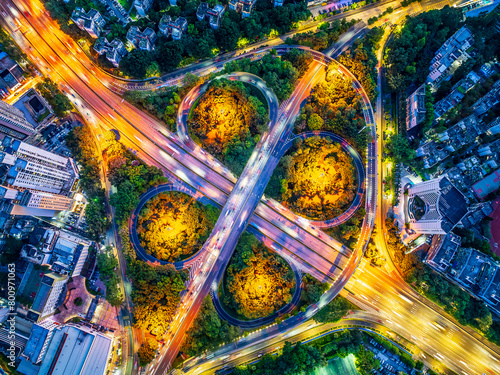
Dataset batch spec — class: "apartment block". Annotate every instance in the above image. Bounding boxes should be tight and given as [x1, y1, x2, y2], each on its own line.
[93, 37, 128, 67]
[229, 0, 257, 18]
[126, 26, 157, 51]
[71, 8, 106, 38]
[0, 100, 36, 141]
[1, 137, 79, 196]
[134, 0, 153, 17]
[434, 70, 481, 119]
[197, 3, 226, 29]
[170, 17, 188, 40]
[427, 26, 474, 90]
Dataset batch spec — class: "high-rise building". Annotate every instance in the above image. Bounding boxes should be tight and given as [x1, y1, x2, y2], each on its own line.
[8, 190, 75, 217]
[0, 100, 36, 141]
[1, 137, 79, 195]
[404, 176, 469, 234]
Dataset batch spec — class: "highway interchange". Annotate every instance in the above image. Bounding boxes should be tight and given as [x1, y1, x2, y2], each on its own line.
[2, 0, 500, 374]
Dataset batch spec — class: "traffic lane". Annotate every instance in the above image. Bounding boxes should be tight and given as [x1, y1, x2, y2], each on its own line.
[16, 7, 361, 289]
[347, 266, 500, 374]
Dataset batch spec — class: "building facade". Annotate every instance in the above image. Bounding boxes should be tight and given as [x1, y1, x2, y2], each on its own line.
[1, 137, 79, 195]
[126, 26, 157, 51]
[0, 100, 35, 141]
[134, 0, 153, 17]
[229, 0, 257, 18]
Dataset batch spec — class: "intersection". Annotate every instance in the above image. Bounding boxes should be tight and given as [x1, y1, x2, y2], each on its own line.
[2, 0, 500, 374]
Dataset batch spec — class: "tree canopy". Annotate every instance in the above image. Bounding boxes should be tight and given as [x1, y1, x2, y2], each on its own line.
[233, 341, 325, 375]
[66, 124, 109, 242]
[137, 192, 219, 262]
[294, 64, 367, 153]
[128, 260, 188, 334]
[188, 78, 268, 175]
[181, 297, 241, 356]
[223, 233, 295, 320]
[279, 136, 357, 221]
[36, 78, 73, 118]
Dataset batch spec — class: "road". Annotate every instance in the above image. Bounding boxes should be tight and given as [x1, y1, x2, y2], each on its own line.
[4, 0, 500, 374]
[183, 310, 446, 375]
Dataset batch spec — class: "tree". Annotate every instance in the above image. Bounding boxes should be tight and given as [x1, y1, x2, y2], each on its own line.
[109, 180, 140, 222]
[138, 338, 158, 366]
[307, 113, 324, 130]
[223, 233, 295, 319]
[119, 49, 154, 78]
[314, 296, 353, 323]
[356, 345, 380, 375]
[181, 297, 241, 356]
[36, 78, 73, 118]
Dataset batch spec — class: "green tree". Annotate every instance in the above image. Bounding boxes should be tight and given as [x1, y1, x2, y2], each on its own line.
[181, 297, 241, 356]
[109, 180, 140, 222]
[36, 78, 73, 118]
[138, 338, 158, 366]
[314, 296, 353, 323]
[308, 113, 324, 130]
[119, 49, 154, 78]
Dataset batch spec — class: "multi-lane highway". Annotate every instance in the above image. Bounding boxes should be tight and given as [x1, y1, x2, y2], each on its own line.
[0, 2, 376, 371]
[4, 0, 500, 374]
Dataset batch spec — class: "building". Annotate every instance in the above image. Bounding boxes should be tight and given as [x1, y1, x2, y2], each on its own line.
[405, 176, 468, 235]
[9, 190, 75, 217]
[452, 248, 498, 297]
[427, 26, 474, 90]
[158, 14, 172, 36]
[472, 168, 500, 200]
[20, 227, 91, 276]
[169, 17, 188, 40]
[415, 114, 493, 169]
[426, 233, 461, 272]
[471, 79, 500, 115]
[434, 70, 481, 119]
[20, 320, 59, 367]
[93, 38, 128, 67]
[229, 0, 257, 18]
[0, 100, 36, 141]
[0, 51, 25, 92]
[18, 268, 68, 322]
[1, 137, 79, 196]
[197, 3, 226, 29]
[406, 84, 426, 132]
[18, 325, 112, 375]
[126, 26, 157, 51]
[134, 0, 153, 17]
[70, 8, 106, 38]
[274, 0, 284, 6]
